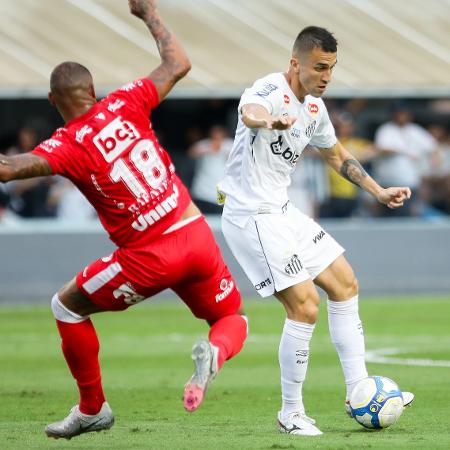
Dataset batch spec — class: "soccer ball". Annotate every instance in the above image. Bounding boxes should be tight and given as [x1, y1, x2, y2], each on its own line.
[349, 376, 404, 429]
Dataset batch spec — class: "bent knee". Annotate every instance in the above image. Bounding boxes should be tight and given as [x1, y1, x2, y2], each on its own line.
[51, 293, 88, 323]
[287, 291, 320, 324]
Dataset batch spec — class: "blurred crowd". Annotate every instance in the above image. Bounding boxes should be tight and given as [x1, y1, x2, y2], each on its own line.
[1, 98, 449, 224]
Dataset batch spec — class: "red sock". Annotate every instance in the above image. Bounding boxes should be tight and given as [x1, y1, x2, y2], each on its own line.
[56, 319, 105, 415]
[208, 314, 247, 369]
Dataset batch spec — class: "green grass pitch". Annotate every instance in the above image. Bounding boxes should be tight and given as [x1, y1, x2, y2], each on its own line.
[1, 296, 450, 449]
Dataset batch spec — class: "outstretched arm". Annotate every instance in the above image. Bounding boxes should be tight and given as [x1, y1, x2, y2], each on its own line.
[319, 140, 411, 209]
[241, 104, 297, 130]
[0, 154, 52, 183]
[129, 0, 191, 101]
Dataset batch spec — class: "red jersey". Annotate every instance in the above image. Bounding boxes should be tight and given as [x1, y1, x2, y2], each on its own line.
[32, 78, 191, 248]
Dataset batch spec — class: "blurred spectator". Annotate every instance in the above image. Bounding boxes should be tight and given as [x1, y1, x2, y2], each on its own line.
[320, 112, 376, 218]
[421, 124, 450, 215]
[288, 146, 328, 219]
[188, 125, 233, 214]
[5, 126, 55, 218]
[373, 102, 437, 217]
[47, 178, 97, 221]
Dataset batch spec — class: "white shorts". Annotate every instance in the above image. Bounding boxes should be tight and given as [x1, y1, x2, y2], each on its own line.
[222, 204, 345, 297]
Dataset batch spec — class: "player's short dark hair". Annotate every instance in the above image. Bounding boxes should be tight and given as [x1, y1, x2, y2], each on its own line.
[50, 61, 93, 94]
[293, 26, 337, 56]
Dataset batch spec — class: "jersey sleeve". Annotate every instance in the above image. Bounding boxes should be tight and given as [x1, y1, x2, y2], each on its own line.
[112, 78, 160, 116]
[238, 77, 280, 115]
[31, 135, 73, 176]
[309, 106, 337, 149]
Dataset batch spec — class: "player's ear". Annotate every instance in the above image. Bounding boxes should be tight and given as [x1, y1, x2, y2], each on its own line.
[88, 83, 96, 100]
[290, 57, 300, 74]
[48, 92, 56, 106]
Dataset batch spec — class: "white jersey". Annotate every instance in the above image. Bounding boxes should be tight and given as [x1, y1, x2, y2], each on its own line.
[220, 72, 336, 225]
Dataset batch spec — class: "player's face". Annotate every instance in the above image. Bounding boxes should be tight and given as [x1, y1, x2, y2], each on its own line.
[296, 48, 337, 98]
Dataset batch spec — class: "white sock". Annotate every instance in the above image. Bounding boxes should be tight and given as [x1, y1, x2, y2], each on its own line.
[327, 296, 368, 399]
[279, 319, 315, 418]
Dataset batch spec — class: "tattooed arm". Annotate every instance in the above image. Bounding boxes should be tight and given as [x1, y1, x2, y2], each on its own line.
[0, 154, 52, 183]
[318, 140, 411, 209]
[129, 0, 191, 101]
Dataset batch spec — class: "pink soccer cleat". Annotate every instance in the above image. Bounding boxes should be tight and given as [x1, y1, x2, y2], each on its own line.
[183, 340, 218, 412]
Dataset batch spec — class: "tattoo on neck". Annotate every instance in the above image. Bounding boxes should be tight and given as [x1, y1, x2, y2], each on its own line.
[340, 159, 367, 186]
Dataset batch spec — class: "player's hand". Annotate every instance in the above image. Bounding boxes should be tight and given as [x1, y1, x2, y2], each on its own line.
[265, 116, 297, 130]
[376, 187, 412, 209]
[128, 0, 156, 19]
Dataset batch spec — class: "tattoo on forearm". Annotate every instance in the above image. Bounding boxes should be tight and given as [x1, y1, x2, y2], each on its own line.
[145, 14, 183, 84]
[340, 159, 368, 187]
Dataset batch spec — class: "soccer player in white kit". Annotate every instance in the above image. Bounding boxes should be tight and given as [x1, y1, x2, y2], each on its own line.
[219, 26, 414, 436]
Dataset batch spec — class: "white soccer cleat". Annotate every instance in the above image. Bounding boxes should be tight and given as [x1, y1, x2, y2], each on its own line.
[402, 391, 414, 407]
[345, 390, 415, 417]
[183, 340, 219, 412]
[45, 402, 114, 440]
[277, 411, 323, 436]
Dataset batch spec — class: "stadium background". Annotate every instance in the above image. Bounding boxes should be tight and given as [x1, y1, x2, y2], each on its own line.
[0, 0, 448, 300]
[0, 2, 450, 449]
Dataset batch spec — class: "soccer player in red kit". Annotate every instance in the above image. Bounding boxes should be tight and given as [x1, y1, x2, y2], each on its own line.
[0, 0, 247, 440]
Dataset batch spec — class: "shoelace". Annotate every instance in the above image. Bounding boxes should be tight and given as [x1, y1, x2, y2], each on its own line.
[290, 413, 316, 425]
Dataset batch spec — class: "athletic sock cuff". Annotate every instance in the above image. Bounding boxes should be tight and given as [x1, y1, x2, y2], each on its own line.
[327, 295, 359, 315]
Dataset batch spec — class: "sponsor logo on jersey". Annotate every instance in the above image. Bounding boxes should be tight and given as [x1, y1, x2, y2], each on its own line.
[75, 125, 93, 143]
[308, 103, 319, 115]
[255, 83, 278, 98]
[40, 138, 62, 153]
[215, 278, 234, 303]
[269, 135, 300, 166]
[95, 112, 106, 120]
[284, 254, 303, 275]
[93, 116, 140, 162]
[313, 230, 325, 244]
[305, 120, 317, 139]
[284, 94, 290, 104]
[107, 99, 125, 112]
[255, 278, 272, 291]
[131, 184, 179, 231]
[120, 80, 144, 92]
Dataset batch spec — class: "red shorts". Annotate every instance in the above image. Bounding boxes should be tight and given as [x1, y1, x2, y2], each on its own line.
[76, 217, 241, 322]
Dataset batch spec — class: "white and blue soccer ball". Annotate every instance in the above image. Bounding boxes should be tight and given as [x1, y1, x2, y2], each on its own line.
[349, 376, 404, 429]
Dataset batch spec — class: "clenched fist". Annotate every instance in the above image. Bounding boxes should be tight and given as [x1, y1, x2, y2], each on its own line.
[128, 0, 156, 19]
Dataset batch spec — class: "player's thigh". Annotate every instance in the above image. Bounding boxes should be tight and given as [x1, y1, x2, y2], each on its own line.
[172, 221, 242, 322]
[58, 277, 103, 316]
[314, 254, 359, 300]
[76, 251, 159, 312]
[222, 214, 310, 298]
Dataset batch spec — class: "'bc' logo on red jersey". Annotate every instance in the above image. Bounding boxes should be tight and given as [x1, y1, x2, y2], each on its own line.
[93, 117, 140, 162]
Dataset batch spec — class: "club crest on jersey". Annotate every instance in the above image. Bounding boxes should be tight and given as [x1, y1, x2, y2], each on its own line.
[93, 117, 140, 162]
[284, 254, 303, 275]
[284, 94, 290, 104]
[308, 103, 319, 116]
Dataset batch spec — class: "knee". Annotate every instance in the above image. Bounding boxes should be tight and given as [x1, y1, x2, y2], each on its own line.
[347, 275, 359, 298]
[329, 273, 359, 300]
[288, 289, 320, 324]
[51, 293, 88, 323]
